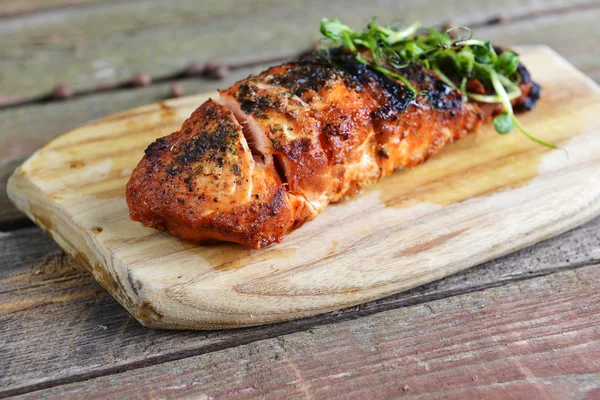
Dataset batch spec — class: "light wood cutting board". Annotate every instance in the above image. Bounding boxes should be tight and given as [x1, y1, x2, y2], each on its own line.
[7, 46, 600, 330]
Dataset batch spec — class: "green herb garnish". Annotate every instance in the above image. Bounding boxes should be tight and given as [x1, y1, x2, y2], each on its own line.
[320, 18, 556, 149]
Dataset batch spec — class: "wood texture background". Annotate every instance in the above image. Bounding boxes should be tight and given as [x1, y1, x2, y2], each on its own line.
[16, 265, 600, 399]
[2, 0, 600, 398]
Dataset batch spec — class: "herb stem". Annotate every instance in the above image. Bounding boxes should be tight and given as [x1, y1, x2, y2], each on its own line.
[373, 65, 419, 95]
[511, 114, 559, 150]
[376, 21, 421, 45]
[488, 67, 513, 115]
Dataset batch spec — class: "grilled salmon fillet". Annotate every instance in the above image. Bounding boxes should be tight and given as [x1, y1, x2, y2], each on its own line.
[126, 49, 540, 248]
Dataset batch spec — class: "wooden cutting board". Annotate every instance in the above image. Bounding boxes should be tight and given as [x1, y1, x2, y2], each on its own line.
[7, 46, 600, 330]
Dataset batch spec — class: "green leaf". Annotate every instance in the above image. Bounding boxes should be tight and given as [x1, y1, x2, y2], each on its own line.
[460, 77, 467, 93]
[320, 18, 351, 39]
[473, 46, 492, 64]
[355, 53, 369, 64]
[483, 41, 494, 54]
[383, 21, 421, 44]
[493, 113, 514, 134]
[454, 49, 475, 74]
[427, 28, 449, 46]
[497, 50, 520, 76]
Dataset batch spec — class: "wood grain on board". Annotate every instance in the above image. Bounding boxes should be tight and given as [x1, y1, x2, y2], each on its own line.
[15, 265, 600, 399]
[7, 47, 600, 330]
[2, 217, 599, 395]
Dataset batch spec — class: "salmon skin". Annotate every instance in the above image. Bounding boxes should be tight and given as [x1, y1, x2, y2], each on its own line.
[126, 48, 540, 249]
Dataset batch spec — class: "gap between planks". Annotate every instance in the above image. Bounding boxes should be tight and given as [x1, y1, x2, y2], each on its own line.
[11, 264, 600, 399]
[3, 266, 593, 398]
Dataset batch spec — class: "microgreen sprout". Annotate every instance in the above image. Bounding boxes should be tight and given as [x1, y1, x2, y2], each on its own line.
[320, 17, 556, 149]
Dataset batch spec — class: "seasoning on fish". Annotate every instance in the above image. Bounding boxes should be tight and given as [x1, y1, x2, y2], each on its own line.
[126, 20, 541, 249]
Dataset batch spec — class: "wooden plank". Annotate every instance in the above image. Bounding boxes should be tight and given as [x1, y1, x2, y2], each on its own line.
[0, 0, 110, 18]
[0, 0, 300, 102]
[8, 46, 600, 329]
[15, 264, 600, 399]
[2, 216, 599, 396]
[0, 156, 25, 227]
[0, 0, 594, 101]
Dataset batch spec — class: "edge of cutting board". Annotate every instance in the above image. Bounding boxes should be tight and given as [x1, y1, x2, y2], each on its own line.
[7, 45, 600, 329]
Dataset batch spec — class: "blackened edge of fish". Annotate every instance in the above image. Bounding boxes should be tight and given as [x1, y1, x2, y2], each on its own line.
[495, 46, 542, 112]
[294, 47, 540, 114]
[313, 48, 414, 114]
[265, 53, 344, 97]
[304, 49, 464, 113]
[246, 48, 417, 122]
[515, 63, 541, 112]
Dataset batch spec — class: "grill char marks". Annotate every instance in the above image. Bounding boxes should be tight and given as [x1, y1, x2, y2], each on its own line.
[514, 63, 541, 112]
[174, 117, 237, 167]
[309, 49, 463, 113]
[236, 83, 282, 120]
[269, 49, 415, 120]
[318, 49, 413, 122]
[262, 55, 344, 98]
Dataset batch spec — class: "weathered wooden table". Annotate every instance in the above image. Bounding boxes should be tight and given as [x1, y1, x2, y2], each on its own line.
[2, 1, 600, 398]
